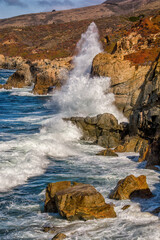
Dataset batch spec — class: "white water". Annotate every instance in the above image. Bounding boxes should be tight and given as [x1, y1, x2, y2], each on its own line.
[52, 22, 127, 121]
[0, 22, 127, 192]
[0, 23, 159, 240]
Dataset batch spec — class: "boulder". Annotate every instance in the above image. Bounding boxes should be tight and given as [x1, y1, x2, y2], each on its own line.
[5, 63, 32, 88]
[65, 113, 127, 148]
[109, 175, 153, 200]
[45, 181, 116, 221]
[45, 181, 71, 212]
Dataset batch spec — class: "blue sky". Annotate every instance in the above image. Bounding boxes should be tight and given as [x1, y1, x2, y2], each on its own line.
[0, 0, 104, 19]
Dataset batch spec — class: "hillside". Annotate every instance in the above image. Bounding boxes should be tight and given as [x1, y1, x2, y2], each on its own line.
[0, 0, 159, 29]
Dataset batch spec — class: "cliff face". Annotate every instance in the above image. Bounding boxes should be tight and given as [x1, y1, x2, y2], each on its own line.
[130, 54, 160, 168]
[92, 14, 160, 118]
[91, 14, 160, 168]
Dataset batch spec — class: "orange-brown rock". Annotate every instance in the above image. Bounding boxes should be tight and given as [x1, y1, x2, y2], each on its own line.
[114, 136, 148, 153]
[97, 148, 118, 157]
[92, 52, 150, 117]
[138, 144, 150, 162]
[109, 175, 153, 200]
[45, 181, 116, 221]
[52, 233, 67, 240]
[5, 63, 32, 88]
[45, 181, 71, 212]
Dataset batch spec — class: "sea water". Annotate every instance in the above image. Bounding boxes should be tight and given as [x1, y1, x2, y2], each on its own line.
[0, 23, 159, 240]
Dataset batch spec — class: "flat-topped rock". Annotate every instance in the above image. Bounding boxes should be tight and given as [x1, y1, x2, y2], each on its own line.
[45, 181, 116, 221]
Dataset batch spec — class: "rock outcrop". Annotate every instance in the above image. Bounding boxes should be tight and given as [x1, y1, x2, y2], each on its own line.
[33, 58, 71, 95]
[92, 15, 160, 118]
[109, 175, 153, 200]
[114, 136, 148, 153]
[45, 181, 116, 221]
[0, 55, 72, 94]
[130, 54, 160, 169]
[92, 50, 152, 118]
[5, 63, 33, 88]
[64, 113, 128, 148]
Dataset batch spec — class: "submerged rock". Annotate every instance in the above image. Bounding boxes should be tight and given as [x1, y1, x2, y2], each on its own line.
[109, 175, 153, 200]
[52, 233, 67, 240]
[45, 181, 116, 221]
[97, 148, 118, 157]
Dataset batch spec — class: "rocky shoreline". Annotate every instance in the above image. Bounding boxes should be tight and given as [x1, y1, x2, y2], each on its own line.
[0, 54, 72, 94]
[0, 12, 159, 239]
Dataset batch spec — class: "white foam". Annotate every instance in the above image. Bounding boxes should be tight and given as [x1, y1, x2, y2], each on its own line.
[51, 22, 127, 122]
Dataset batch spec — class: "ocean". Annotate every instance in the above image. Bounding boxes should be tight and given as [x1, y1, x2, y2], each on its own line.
[0, 23, 159, 240]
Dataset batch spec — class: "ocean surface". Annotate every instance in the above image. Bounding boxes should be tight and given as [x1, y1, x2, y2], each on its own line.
[0, 23, 159, 240]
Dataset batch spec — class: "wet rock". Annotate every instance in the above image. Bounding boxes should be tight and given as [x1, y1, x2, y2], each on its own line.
[45, 181, 71, 212]
[122, 205, 130, 211]
[114, 136, 148, 153]
[146, 139, 160, 169]
[91, 52, 150, 118]
[64, 113, 127, 148]
[109, 175, 153, 200]
[129, 54, 160, 169]
[151, 207, 160, 215]
[7, 63, 32, 88]
[45, 181, 116, 221]
[43, 226, 59, 234]
[97, 148, 118, 157]
[52, 233, 67, 240]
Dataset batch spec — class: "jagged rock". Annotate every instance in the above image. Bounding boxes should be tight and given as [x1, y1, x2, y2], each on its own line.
[92, 52, 150, 118]
[97, 148, 118, 157]
[146, 139, 160, 169]
[33, 57, 71, 94]
[114, 136, 148, 153]
[45, 181, 116, 221]
[45, 181, 71, 212]
[130, 54, 160, 168]
[1, 55, 72, 94]
[64, 113, 127, 148]
[5, 63, 32, 88]
[52, 233, 67, 240]
[109, 175, 153, 200]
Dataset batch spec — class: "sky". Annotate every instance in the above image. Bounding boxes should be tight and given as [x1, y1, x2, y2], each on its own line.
[0, 0, 105, 19]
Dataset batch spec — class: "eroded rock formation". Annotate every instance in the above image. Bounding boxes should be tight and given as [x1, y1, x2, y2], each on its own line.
[64, 113, 129, 148]
[109, 175, 153, 200]
[45, 181, 116, 221]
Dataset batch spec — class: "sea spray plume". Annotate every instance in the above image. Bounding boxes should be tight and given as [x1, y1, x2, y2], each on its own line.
[72, 22, 103, 77]
[51, 22, 128, 122]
